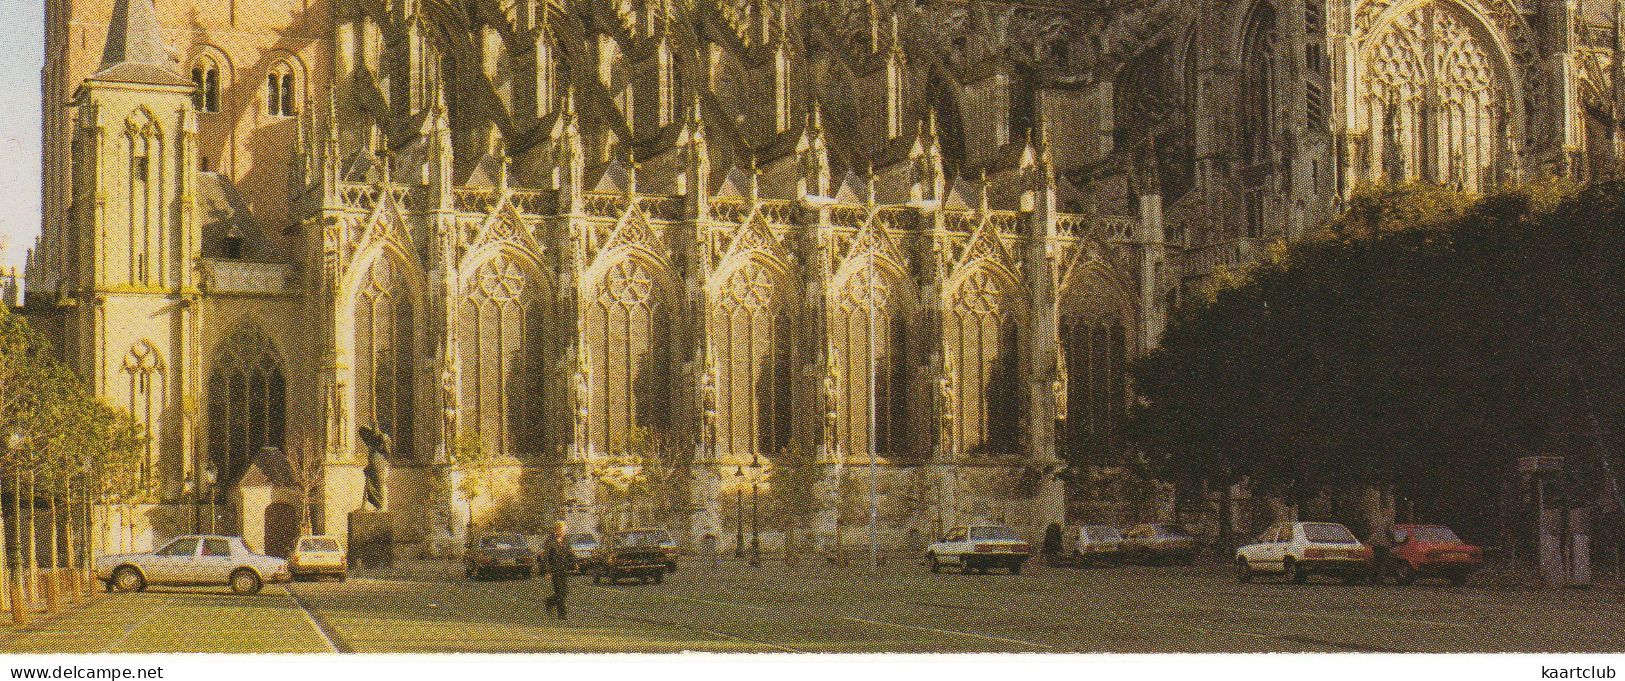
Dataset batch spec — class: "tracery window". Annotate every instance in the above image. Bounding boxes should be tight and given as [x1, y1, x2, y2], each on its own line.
[1060, 318, 1128, 460]
[459, 255, 548, 457]
[587, 258, 670, 454]
[712, 263, 793, 459]
[831, 267, 910, 459]
[207, 326, 286, 486]
[1364, 1, 1506, 191]
[1240, 1, 1278, 167]
[946, 269, 1018, 456]
[123, 342, 166, 482]
[354, 255, 415, 460]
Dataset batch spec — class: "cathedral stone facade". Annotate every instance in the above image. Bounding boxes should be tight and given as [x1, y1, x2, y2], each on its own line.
[22, 0, 1625, 555]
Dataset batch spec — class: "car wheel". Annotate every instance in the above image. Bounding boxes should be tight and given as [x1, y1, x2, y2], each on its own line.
[928, 554, 941, 573]
[653, 571, 664, 584]
[960, 560, 974, 575]
[112, 566, 145, 593]
[1448, 572, 1469, 587]
[1392, 561, 1415, 586]
[592, 573, 602, 585]
[337, 573, 347, 583]
[464, 565, 475, 579]
[1009, 561, 1023, 575]
[667, 563, 677, 574]
[1342, 572, 1369, 585]
[1235, 558, 1253, 583]
[1283, 558, 1306, 584]
[230, 569, 263, 595]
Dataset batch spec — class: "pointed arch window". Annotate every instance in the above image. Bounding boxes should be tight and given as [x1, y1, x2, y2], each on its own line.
[831, 267, 910, 459]
[206, 327, 285, 487]
[947, 269, 1018, 456]
[354, 255, 416, 460]
[587, 258, 670, 454]
[268, 62, 298, 117]
[1240, 1, 1278, 168]
[125, 112, 161, 285]
[1363, 1, 1506, 191]
[1060, 317, 1129, 461]
[712, 262, 794, 460]
[192, 58, 220, 113]
[458, 254, 549, 457]
[123, 342, 166, 483]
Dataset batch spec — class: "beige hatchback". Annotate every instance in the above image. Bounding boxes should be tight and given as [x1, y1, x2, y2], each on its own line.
[290, 535, 348, 581]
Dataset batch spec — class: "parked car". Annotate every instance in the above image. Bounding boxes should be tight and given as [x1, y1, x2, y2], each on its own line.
[94, 535, 290, 595]
[592, 529, 670, 585]
[464, 532, 535, 580]
[1121, 523, 1200, 564]
[926, 524, 1031, 574]
[289, 535, 348, 582]
[649, 528, 681, 573]
[565, 532, 601, 574]
[1235, 521, 1373, 584]
[1383, 523, 1483, 586]
[1073, 525, 1124, 565]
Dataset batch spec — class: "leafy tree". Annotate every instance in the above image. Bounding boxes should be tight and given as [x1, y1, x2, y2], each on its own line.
[1130, 180, 1625, 548]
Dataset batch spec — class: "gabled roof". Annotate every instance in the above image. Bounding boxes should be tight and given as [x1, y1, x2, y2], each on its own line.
[239, 447, 297, 489]
[90, 0, 191, 87]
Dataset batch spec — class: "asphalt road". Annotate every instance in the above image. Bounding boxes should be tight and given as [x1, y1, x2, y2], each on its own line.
[3, 559, 1622, 653]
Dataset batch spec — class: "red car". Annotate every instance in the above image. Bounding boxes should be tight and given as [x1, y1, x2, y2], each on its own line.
[1382, 524, 1483, 586]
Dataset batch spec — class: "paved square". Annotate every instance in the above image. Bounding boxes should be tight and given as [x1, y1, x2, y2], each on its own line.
[3, 561, 1621, 653]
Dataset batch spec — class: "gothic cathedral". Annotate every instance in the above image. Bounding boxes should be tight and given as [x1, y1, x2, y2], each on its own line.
[21, 0, 1625, 555]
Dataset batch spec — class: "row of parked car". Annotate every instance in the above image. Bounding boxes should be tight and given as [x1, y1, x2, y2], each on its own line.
[463, 528, 681, 585]
[92, 534, 348, 595]
[924, 520, 1486, 586]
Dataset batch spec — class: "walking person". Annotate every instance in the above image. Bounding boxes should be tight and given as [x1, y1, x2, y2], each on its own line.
[542, 521, 576, 620]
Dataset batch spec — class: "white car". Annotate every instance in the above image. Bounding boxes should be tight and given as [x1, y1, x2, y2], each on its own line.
[1074, 525, 1124, 565]
[289, 535, 348, 581]
[927, 524, 1031, 574]
[1235, 521, 1373, 585]
[95, 534, 291, 595]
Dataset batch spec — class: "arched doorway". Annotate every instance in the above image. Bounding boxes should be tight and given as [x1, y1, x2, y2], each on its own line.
[264, 502, 298, 558]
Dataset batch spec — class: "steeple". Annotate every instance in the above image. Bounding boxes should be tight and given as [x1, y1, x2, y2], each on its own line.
[92, 0, 190, 86]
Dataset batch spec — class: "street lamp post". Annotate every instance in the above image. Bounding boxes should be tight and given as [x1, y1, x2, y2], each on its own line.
[734, 465, 745, 558]
[7, 431, 26, 625]
[749, 453, 761, 567]
[202, 462, 219, 534]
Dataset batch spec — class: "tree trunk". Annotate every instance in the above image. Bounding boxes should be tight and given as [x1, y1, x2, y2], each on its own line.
[1217, 478, 1233, 557]
[9, 475, 26, 625]
[44, 492, 57, 614]
[0, 483, 8, 615]
[25, 472, 36, 607]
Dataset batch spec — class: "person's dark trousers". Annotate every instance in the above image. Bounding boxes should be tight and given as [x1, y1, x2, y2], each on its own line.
[545, 572, 569, 619]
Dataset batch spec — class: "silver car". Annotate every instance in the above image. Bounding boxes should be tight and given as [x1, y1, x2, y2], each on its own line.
[95, 535, 291, 595]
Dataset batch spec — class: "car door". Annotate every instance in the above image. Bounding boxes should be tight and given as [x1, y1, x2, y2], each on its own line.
[1254, 526, 1285, 571]
[147, 537, 201, 585]
[941, 527, 968, 562]
[191, 537, 235, 584]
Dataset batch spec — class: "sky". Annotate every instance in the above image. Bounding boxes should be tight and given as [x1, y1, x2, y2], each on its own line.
[0, 0, 42, 272]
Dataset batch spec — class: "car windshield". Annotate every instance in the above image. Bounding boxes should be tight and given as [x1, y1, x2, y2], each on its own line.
[619, 531, 666, 547]
[566, 533, 597, 545]
[1303, 523, 1358, 544]
[1408, 526, 1463, 543]
[1083, 526, 1121, 541]
[300, 538, 340, 552]
[480, 534, 526, 549]
[968, 526, 1019, 541]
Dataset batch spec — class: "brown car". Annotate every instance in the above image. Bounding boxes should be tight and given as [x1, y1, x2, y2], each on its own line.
[1120, 523, 1200, 565]
[591, 529, 669, 585]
